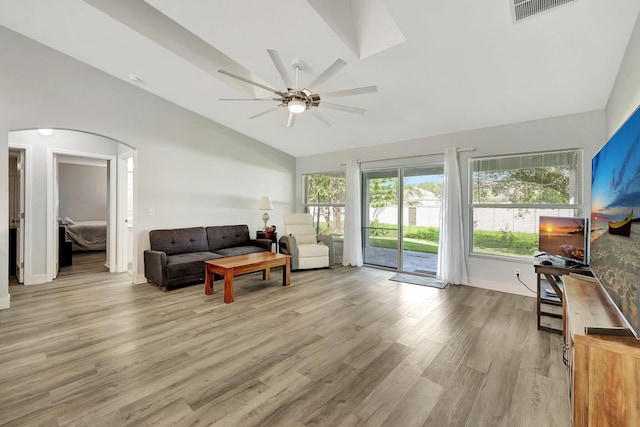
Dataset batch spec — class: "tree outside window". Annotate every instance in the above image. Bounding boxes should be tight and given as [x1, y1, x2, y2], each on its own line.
[304, 172, 346, 236]
[470, 150, 582, 258]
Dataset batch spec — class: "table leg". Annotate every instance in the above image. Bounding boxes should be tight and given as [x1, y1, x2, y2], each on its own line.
[223, 270, 234, 303]
[536, 272, 541, 330]
[544, 273, 564, 302]
[263, 268, 270, 281]
[283, 258, 290, 286]
[205, 265, 214, 295]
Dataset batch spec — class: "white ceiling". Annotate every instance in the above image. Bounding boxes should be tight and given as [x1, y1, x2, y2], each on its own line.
[1, 0, 639, 157]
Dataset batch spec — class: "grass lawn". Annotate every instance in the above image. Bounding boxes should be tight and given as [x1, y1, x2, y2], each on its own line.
[368, 237, 438, 254]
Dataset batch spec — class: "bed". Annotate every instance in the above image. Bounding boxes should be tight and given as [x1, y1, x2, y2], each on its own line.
[61, 218, 107, 252]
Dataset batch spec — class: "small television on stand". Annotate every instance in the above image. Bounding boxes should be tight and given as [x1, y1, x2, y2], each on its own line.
[538, 216, 588, 267]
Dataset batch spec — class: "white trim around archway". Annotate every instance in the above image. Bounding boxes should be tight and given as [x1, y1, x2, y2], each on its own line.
[7, 143, 34, 285]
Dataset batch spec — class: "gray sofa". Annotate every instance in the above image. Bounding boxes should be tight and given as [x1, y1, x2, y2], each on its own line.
[144, 225, 271, 291]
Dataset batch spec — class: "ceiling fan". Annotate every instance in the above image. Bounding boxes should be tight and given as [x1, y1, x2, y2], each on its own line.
[218, 49, 377, 128]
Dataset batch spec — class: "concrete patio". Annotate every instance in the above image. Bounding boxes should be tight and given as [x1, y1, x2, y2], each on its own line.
[363, 246, 437, 274]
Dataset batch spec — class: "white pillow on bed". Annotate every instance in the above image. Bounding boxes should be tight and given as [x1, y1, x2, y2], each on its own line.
[62, 217, 75, 225]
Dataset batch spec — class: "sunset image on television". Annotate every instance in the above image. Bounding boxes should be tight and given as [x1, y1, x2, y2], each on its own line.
[538, 217, 585, 261]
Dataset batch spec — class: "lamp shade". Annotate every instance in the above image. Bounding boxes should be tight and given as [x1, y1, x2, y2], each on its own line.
[258, 196, 273, 210]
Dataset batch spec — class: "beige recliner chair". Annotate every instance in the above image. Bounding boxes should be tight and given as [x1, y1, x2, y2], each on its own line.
[279, 213, 335, 270]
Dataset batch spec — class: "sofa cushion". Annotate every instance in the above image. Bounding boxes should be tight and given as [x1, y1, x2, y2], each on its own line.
[295, 235, 317, 245]
[298, 256, 329, 269]
[150, 227, 209, 256]
[298, 243, 329, 258]
[214, 245, 267, 257]
[206, 225, 251, 251]
[166, 251, 221, 279]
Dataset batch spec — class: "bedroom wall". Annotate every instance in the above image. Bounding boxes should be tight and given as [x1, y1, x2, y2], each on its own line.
[58, 163, 108, 222]
[0, 26, 296, 308]
[296, 110, 606, 297]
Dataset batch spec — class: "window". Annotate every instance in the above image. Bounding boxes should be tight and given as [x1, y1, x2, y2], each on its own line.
[303, 172, 346, 236]
[470, 150, 582, 258]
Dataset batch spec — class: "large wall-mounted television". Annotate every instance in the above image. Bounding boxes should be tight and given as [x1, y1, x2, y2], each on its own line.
[591, 105, 640, 339]
[538, 216, 588, 266]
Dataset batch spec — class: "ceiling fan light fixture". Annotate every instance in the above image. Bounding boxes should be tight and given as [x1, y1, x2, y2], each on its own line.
[288, 99, 306, 114]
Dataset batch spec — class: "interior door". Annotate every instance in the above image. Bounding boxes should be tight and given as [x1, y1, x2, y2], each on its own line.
[16, 150, 25, 283]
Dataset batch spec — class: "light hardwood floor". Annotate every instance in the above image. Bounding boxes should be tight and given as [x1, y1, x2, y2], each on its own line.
[57, 251, 109, 277]
[0, 266, 569, 426]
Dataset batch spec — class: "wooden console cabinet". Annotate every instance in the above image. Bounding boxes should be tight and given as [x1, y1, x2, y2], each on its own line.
[563, 274, 640, 426]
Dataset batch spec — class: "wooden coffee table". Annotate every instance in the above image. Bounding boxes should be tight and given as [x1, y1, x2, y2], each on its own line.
[204, 252, 291, 303]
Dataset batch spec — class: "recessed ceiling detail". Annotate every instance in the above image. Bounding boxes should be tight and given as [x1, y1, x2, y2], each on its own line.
[513, 0, 576, 22]
[1, 1, 638, 157]
[307, 0, 406, 59]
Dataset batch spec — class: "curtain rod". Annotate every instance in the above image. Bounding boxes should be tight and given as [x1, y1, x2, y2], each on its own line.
[338, 147, 476, 166]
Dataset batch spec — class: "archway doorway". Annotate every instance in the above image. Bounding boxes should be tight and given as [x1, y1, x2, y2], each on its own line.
[7, 129, 136, 285]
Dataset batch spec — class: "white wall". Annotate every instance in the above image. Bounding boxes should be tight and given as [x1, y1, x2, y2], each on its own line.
[58, 163, 108, 221]
[0, 26, 295, 308]
[297, 110, 606, 296]
[607, 10, 640, 136]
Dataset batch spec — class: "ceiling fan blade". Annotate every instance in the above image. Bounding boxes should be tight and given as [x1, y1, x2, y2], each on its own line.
[287, 112, 296, 128]
[307, 59, 347, 91]
[267, 49, 294, 89]
[320, 86, 378, 99]
[319, 102, 367, 115]
[310, 110, 334, 127]
[219, 98, 280, 101]
[249, 107, 280, 119]
[218, 69, 283, 95]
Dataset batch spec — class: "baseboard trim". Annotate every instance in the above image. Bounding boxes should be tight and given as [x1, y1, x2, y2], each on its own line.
[468, 277, 534, 297]
[0, 294, 10, 310]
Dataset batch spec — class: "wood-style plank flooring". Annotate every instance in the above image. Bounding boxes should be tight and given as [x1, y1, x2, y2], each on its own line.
[58, 251, 109, 277]
[0, 266, 569, 426]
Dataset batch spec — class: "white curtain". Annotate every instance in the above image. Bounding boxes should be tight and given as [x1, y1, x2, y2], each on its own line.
[437, 148, 468, 284]
[342, 160, 363, 266]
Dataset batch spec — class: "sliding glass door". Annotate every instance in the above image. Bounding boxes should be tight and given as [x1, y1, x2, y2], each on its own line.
[362, 170, 399, 269]
[362, 165, 443, 274]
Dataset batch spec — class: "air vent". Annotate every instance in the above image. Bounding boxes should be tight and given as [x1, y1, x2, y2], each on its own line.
[513, 0, 575, 22]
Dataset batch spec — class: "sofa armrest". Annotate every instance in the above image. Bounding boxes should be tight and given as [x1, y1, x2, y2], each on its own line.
[317, 234, 335, 266]
[279, 235, 299, 270]
[250, 238, 272, 251]
[144, 250, 167, 286]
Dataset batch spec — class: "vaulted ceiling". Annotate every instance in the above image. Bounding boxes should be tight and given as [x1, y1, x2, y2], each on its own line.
[1, 1, 639, 157]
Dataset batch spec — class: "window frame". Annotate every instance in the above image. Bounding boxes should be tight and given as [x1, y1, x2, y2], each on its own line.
[302, 171, 346, 237]
[468, 149, 584, 259]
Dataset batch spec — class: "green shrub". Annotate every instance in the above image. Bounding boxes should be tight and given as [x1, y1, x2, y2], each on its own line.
[368, 220, 397, 237]
[403, 225, 439, 242]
